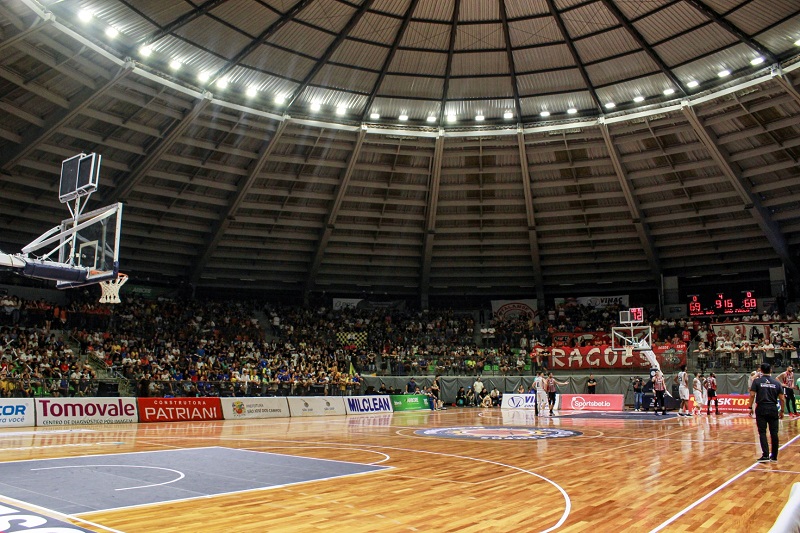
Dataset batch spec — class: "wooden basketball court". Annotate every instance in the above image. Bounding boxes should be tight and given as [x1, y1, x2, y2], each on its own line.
[0, 408, 797, 532]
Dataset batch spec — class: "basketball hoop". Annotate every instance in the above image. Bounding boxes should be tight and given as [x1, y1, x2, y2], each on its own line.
[99, 273, 128, 304]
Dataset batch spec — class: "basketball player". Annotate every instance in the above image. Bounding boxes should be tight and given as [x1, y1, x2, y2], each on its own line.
[533, 371, 548, 415]
[652, 370, 667, 415]
[776, 366, 797, 418]
[545, 373, 569, 416]
[705, 372, 719, 415]
[675, 365, 691, 416]
[692, 372, 704, 415]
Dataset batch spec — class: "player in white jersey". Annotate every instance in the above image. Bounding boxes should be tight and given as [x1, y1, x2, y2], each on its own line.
[675, 364, 691, 416]
[533, 371, 548, 414]
[692, 372, 704, 415]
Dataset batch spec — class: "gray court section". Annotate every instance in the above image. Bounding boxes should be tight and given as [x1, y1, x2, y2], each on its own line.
[0, 447, 388, 515]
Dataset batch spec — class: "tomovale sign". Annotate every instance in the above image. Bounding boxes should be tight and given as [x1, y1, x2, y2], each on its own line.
[36, 398, 138, 425]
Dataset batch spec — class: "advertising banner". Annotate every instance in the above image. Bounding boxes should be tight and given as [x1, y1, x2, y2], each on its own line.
[36, 397, 137, 426]
[490, 299, 538, 320]
[548, 344, 686, 370]
[220, 397, 290, 420]
[575, 295, 630, 308]
[501, 394, 549, 410]
[560, 394, 624, 411]
[344, 395, 393, 414]
[286, 396, 346, 417]
[138, 397, 222, 423]
[389, 394, 432, 411]
[688, 394, 751, 413]
[0, 398, 35, 427]
[333, 298, 362, 310]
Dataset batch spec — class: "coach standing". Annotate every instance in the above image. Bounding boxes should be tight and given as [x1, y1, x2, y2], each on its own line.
[749, 362, 785, 463]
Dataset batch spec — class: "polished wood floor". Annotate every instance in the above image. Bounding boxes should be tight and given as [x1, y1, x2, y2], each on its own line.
[1, 408, 798, 532]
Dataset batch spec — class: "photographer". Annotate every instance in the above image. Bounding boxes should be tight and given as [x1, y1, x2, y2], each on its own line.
[632, 376, 644, 411]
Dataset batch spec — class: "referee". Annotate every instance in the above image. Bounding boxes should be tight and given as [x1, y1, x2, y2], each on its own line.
[749, 363, 785, 463]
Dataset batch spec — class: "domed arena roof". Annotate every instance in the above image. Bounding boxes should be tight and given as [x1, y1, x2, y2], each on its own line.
[0, 0, 799, 302]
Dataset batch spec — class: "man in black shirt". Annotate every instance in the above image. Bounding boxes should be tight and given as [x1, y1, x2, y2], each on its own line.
[587, 374, 597, 394]
[749, 363, 785, 463]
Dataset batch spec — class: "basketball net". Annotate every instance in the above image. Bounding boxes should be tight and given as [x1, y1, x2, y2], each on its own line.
[99, 273, 128, 304]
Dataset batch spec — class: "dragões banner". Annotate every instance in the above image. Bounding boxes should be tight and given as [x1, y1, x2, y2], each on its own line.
[36, 397, 137, 425]
[560, 394, 624, 411]
[344, 395, 393, 415]
[491, 299, 538, 320]
[548, 344, 686, 370]
[0, 398, 35, 427]
[220, 397, 290, 420]
[389, 394, 432, 411]
[138, 397, 222, 423]
[287, 396, 346, 417]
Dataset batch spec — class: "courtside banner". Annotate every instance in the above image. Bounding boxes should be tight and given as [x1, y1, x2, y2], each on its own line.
[548, 344, 687, 370]
[36, 397, 137, 425]
[138, 397, 222, 423]
[221, 397, 290, 420]
[389, 394, 431, 411]
[0, 398, 35, 427]
[287, 396, 346, 417]
[560, 394, 624, 411]
[501, 394, 551, 410]
[344, 395, 393, 415]
[688, 394, 750, 413]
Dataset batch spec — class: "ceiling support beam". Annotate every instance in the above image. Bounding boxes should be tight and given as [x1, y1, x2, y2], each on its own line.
[517, 131, 545, 305]
[141, 0, 229, 47]
[0, 62, 134, 172]
[420, 135, 444, 308]
[305, 129, 367, 292]
[683, 0, 778, 64]
[600, 0, 685, 96]
[191, 118, 289, 284]
[774, 73, 800, 108]
[437, 0, 461, 124]
[361, 0, 420, 122]
[209, 0, 314, 86]
[0, 14, 52, 55]
[599, 122, 662, 281]
[110, 93, 212, 203]
[682, 104, 798, 275]
[285, 0, 375, 110]
[499, 0, 523, 120]
[544, 0, 602, 111]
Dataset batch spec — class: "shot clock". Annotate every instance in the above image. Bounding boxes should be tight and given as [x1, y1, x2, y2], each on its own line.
[688, 291, 757, 316]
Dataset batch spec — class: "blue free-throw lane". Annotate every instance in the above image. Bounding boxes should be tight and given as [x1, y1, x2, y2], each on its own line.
[0, 447, 389, 515]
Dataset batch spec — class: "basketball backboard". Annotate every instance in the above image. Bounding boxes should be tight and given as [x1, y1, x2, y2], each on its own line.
[59, 153, 100, 203]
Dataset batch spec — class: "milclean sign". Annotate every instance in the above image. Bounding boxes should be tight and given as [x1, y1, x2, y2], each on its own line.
[345, 396, 393, 414]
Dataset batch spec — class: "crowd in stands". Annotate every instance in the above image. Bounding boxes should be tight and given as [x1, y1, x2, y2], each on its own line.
[1, 290, 799, 399]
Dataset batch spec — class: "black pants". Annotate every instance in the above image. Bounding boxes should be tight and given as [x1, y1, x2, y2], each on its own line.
[654, 390, 666, 414]
[784, 388, 797, 415]
[756, 411, 780, 459]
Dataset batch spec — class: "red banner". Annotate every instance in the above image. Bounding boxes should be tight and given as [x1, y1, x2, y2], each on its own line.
[688, 394, 750, 413]
[138, 397, 223, 423]
[547, 344, 686, 370]
[559, 394, 625, 411]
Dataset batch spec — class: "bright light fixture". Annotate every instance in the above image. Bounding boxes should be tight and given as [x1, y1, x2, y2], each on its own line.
[198, 72, 210, 83]
[169, 59, 182, 71]
[447, 114, 456, 122]
[750, 56, 764, 66]
[475, 114, 484, 121]
[216, 77, 228, 89]
[310, 102, 321, 112]
[795, 39, 800, 47]
[718, 69, 731, 78]
[687, 80, 699, 88]
[275, 94, 286, 105]
[426, 115, 436, 123]
[246, 86, 258, 98]
[540, 111, 550, 117]
[398, 114, 408, 121]
[663, 88, 675, 96]
[633, 95, 645, 103]
[605, 102, 616, 109]
[336, 106, 347, 116]
[503, 111, 513, 119]
[370, 113, 380, 120]
[567, 108, 577, 114]
[105, 26, 119, 38]
[78, 9, 93, 22]
[139, 45, 153, 58]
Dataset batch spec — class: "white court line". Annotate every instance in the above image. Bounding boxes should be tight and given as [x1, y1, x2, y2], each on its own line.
[0, 493, 125, 533]
[31, 464, 186, 491]
[0, 444, 221, 464]
[649, 432, 800, 533]
[235, 445, 392, 465]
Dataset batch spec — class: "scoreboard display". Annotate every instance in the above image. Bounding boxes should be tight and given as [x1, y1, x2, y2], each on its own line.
[687, 291, 757, 316]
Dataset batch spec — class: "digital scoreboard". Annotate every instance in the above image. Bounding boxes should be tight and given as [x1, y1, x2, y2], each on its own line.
[687, 291, 757, 316]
